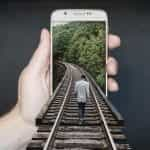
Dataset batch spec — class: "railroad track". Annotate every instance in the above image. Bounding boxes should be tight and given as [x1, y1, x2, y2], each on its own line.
[26, 63, 130, 150]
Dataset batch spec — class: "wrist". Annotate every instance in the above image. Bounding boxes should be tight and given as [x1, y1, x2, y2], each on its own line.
[14, 103, 37, 129]
[0, 104, 37, 150]
[0, 103, 37, 131]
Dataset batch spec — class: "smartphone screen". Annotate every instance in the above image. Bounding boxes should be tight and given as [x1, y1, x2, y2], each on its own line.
[51, 10, 108, 96]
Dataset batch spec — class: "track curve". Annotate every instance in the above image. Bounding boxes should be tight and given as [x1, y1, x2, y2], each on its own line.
[26, 63, 130, 150]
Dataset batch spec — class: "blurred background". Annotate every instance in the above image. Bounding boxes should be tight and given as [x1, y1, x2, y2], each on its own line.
[1, 0, 150, 149]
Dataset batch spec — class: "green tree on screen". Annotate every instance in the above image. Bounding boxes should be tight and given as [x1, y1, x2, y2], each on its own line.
[53, 22, 106, 89]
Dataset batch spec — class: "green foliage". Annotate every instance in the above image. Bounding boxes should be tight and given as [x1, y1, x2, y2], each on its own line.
[53, 22, 106, 89]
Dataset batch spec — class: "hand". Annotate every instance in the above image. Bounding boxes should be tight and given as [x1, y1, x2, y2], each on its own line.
[17, 29, 120, 125]
[18, 29, 50, 125]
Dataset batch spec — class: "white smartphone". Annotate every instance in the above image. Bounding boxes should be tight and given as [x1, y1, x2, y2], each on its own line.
[50, 9, 108, 96]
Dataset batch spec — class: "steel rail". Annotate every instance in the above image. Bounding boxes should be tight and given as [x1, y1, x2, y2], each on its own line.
[77, 64, 132, 150]
[82, 67, 124, 124]
[43, 64, 73, 150]
[74, 64, 124, 124]
[36, 63, 68, 124]
[90, 84, 117, 150]
[77, 65, 117, 150]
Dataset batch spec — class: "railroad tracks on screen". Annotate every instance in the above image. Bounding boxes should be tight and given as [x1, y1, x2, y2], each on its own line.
[27, 63, 131, 150]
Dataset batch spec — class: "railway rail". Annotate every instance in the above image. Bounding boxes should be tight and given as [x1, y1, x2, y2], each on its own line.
[26, 63, 130, 150]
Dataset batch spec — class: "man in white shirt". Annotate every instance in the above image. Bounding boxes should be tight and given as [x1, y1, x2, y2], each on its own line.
[74, 74, 90, 124]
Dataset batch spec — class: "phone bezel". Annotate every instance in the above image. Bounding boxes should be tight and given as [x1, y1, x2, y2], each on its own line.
[50, 9, 108, 96]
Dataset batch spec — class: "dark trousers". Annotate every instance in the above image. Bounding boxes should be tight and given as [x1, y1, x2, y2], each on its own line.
[78, 102, 86, 119]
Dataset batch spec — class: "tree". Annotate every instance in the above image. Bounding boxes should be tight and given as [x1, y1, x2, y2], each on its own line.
[52, 22, 106, 89]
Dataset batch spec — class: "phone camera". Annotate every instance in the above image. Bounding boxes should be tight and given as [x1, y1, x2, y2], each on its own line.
[87, 12, 92, 15]
[64, 12, 67, 15]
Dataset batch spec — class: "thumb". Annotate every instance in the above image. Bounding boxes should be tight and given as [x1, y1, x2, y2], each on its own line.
[28, 28, 50, 73]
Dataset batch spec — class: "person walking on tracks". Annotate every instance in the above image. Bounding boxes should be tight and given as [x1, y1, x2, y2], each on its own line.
[74, 74, 90, 124]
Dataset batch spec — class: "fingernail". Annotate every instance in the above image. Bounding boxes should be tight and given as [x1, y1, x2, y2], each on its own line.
[40, 29, 46, 42]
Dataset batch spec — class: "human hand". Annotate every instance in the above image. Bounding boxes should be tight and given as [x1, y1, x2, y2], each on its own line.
[17, 29, 120, 126]
[18, 29, 50, 125]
